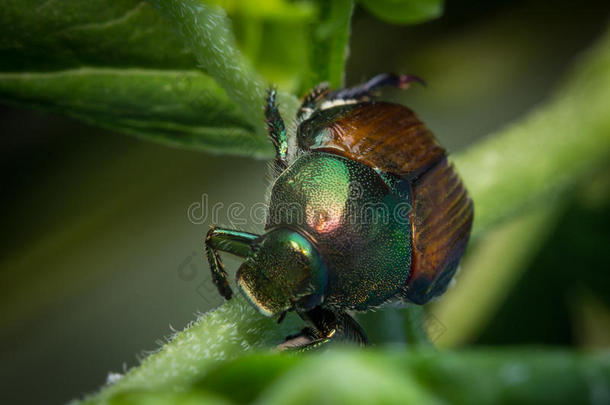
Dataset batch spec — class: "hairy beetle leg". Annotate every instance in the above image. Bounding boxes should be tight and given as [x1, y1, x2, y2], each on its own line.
[277, 327, 331, 352]
[205, 242, 232, 300]
[277, 307, 368, 351]
[205, 226, 260, 300]
[338, 311, 370, 346]
[265, 89, 288, 171]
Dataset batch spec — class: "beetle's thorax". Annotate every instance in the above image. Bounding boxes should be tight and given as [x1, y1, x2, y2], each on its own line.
[265, 151, 413, 310]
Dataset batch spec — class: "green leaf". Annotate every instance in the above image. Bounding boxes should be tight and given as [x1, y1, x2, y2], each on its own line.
[244, 351, 440, 405]
[0, 0, 359, 156]
[196, 355, 300, 404]
[0, 68, 273, 157]
[149, 0, 270, 136]
[205, 0, 317, 92]
[205, 0, 316, 21]
[108, 390, 231, 405]
[0, 0, 441, 155]
[103, 349, 610, 405]
[301, 0, 354, 93]
[398, 349, 610, 404]
[0, 0, 196, 71]
[358, 0, 443, 25]
[0, 0, 305, 156]
[0, 0, 360, 154]
[0, 0, 270, 155]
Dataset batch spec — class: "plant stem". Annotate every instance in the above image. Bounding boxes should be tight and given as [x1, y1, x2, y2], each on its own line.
[431, 205, 562, 347]
[454, 27, 610, 238]
[79, 295, 302, 404]
[149, 0, 299, 139]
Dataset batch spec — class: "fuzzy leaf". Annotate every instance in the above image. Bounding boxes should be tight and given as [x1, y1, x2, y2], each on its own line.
[0, 68, 274, 156]
[300, 0, 354, 93]
[0, 0, 304, 156]
[0, 0, 196, 71]
[101, 349, 610, 405]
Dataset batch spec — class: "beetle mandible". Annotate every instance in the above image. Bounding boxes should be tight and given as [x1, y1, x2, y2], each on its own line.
[205, 74, 474, 350]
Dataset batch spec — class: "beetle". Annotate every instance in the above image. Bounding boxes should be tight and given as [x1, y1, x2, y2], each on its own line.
[205, 73, 474, 350]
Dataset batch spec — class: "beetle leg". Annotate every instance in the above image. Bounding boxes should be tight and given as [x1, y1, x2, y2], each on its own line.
[265, 88, 289, 171]
[277, 327, 327, 351]
[328, 73, 425, 102]
[277, 307, 368, 351]
[337, 311, 369, 346]
[205, 226, 259, 300]
[277, 307, 337, 351]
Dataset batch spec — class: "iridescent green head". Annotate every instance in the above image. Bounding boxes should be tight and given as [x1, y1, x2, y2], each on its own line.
[236, 228, 328, 317]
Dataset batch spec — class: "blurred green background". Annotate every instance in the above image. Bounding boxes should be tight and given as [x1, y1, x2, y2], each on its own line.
[1, 1, 609, 404]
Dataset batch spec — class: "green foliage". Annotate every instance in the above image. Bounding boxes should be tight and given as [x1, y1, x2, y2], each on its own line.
[359, 0, 443, 25]
[432, 29, 610, 345]
[301, 0, 354, 93]
[0, 1, 194, 71]
[0, 68, 268, 156]
[149, 0, 278, 138]
[0, 0, 267, 154]
[195, 349, 609, 405]
[454, 27, 610, 236]
[95, 347, 610, 404]
[0, 0, 444, 155]
[432, 205, 561, 347]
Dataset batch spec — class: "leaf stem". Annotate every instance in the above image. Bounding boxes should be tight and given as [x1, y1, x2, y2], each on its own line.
[149, 0, 299, 139]
[454, 27, 610, 238]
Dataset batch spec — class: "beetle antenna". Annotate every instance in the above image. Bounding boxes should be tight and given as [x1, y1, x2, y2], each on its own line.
[330, 73, 426, 101]
[298, 82, 330, 120]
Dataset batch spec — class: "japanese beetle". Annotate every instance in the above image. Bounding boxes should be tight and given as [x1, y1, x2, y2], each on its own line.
[205, 74, 473, 349]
